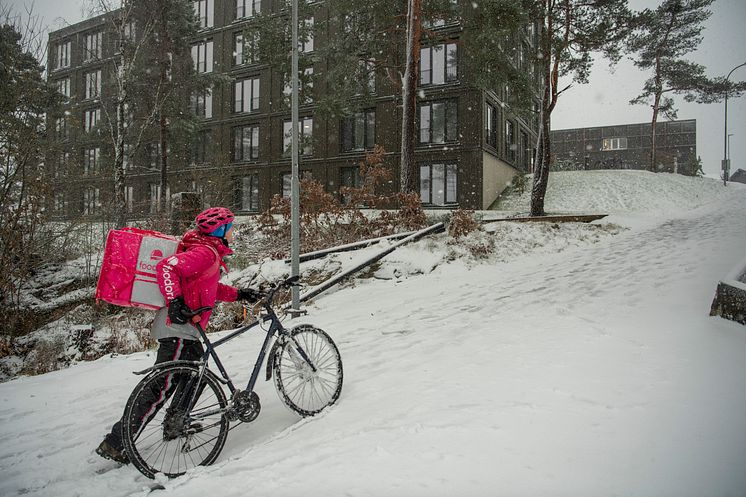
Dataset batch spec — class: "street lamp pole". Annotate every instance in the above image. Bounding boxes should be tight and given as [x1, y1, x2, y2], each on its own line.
[290, 0, 300, 313]
[723, 62, 746, 186]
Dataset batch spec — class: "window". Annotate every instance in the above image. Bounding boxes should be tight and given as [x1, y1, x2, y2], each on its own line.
[150, 184, 161, 213]
[234, 77, 260, 113]
[192, 89, 213, 118]
[192, 40, 214, 73]
[520, 131, 530, 170]
[526, 21, 537, 45]
[55, 117, 69, 141]
[234, 32, 257, 66]
[83, 108, 100, 133]
[54, 40, 71, 69]
[193, 0, 214, 28]
[602, 137, 628, 151]
[84, 70, 101, 99]
[236, 0, 260, 19]
[192, 130, 212, 164]
[340, 166, 361, 204]
[357, 59, 375, 94]
[281, 171, 312, 197]
[513, 42, 526, 70]
[56, 78, 70, 99]
[420, 43, 457, 85]
[232, 125, 260, 161]
[419, 100, 457, 144]
[240, 174, 260, 211]
[424, 0, 458, 27]
[84, 147, 100, 175]
[54, 191, 68, 214]
[505, 120, 516, 162]
[123, 143, 132, 171]
[282, 173, 291, 198]
[148, 142, 162, 169]
[122, 21, 135, 41]
[83, 31, 102, 61]
[301, 17, 314, 53]
[83, 187, 101, 215]
[54, 152, 69, 178]
[125, 186, 135, 213]
[420, 164, 457, 206]
[283, 117, 313, 157]
[283, 68, 313, 104]
[486, 102, 497, 149]
[341, 110, 375, 152]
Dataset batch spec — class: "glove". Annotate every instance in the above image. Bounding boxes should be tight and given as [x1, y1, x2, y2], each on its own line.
[167, 297, 192, 325]
[236, 288, 263, 303]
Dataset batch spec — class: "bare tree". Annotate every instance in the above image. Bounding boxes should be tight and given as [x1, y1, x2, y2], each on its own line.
[87, 0, 168, 226]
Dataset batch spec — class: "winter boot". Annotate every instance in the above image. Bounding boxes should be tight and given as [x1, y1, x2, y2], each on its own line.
[95, 438, 130, 464]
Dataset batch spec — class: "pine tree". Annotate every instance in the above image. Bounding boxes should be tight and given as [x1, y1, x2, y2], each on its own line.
[528, 0, 631, 216]
[464, 0, 631, 216]
[0, 21, 62, 323]
[627, 0, 746, 172]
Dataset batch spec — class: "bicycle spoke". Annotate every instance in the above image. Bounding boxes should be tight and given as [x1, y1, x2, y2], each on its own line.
[124, 365, 229, 478]
[274, 326, 342, 416]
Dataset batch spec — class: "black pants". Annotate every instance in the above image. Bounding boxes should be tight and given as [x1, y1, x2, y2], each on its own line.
[104, 338, 203, 451]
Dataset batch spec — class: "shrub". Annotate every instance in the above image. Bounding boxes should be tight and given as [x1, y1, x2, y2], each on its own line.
[448, 209, 479, 238]
[259, 146, 427, 258]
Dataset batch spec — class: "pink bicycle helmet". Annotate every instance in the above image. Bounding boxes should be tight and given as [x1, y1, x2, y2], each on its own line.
[195, 207, 235, 234]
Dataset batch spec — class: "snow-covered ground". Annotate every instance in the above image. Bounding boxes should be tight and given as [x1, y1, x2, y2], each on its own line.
[2, 171, 746, 497]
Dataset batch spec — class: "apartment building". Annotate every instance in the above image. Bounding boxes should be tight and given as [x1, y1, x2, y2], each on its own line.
[46, 0, 539, 218]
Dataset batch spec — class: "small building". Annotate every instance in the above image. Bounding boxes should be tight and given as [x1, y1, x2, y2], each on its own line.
[729, 169, 746, 184]
[550, 119, 697, 173]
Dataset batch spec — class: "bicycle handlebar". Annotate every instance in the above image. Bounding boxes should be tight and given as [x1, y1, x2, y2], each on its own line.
[262, 275, 301, 303]
[182, 276, 300, 323]
[185, 306, 213, 317]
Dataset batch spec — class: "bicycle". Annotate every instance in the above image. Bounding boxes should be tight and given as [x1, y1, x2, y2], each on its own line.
[120, 275, 343, 479]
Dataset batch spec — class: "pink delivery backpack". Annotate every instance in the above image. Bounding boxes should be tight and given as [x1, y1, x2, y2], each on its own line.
[95, 227, 179, 310]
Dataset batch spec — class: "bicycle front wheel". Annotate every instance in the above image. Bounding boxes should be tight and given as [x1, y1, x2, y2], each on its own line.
[273, 325, 343, 417]
[122, 364, 229, 479]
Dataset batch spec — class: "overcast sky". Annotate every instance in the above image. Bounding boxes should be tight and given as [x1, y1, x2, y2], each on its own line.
[7, 0, 746, 178]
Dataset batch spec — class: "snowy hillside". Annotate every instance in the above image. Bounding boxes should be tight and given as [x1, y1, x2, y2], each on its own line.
[2, 171, 746, 497]
[496, 169, 733, 215]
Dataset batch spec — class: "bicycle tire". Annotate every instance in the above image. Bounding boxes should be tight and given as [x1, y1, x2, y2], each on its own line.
[273, 325, 343, 417]
[122, 364, 229, 479]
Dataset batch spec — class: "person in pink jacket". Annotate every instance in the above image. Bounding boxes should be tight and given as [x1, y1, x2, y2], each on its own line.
[96, 207, 260, 464]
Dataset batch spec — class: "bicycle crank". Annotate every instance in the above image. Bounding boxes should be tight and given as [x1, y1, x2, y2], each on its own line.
[227, 389, 261, 423]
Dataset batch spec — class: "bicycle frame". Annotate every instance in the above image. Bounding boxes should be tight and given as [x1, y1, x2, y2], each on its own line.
[193, 302, 286, 398]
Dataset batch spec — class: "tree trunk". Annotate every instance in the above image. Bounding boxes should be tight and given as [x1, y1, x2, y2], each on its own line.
[530, 103, 551, 217]
[157, 5, 170, 214]
[650, 54, 662, 172]
[399, 0, 421, 193]
[159, 110, 168, 213]
[530, 3, 552, 217]
[113, 105, 127, 226]
[113, 49, 127, 227]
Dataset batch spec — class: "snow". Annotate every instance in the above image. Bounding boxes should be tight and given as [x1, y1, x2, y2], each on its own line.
[2, 171, 746, 497]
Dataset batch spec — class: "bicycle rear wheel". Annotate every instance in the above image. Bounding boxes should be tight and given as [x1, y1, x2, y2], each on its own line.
[273, 325, 343, 416]
[122, 364, 229, 479]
